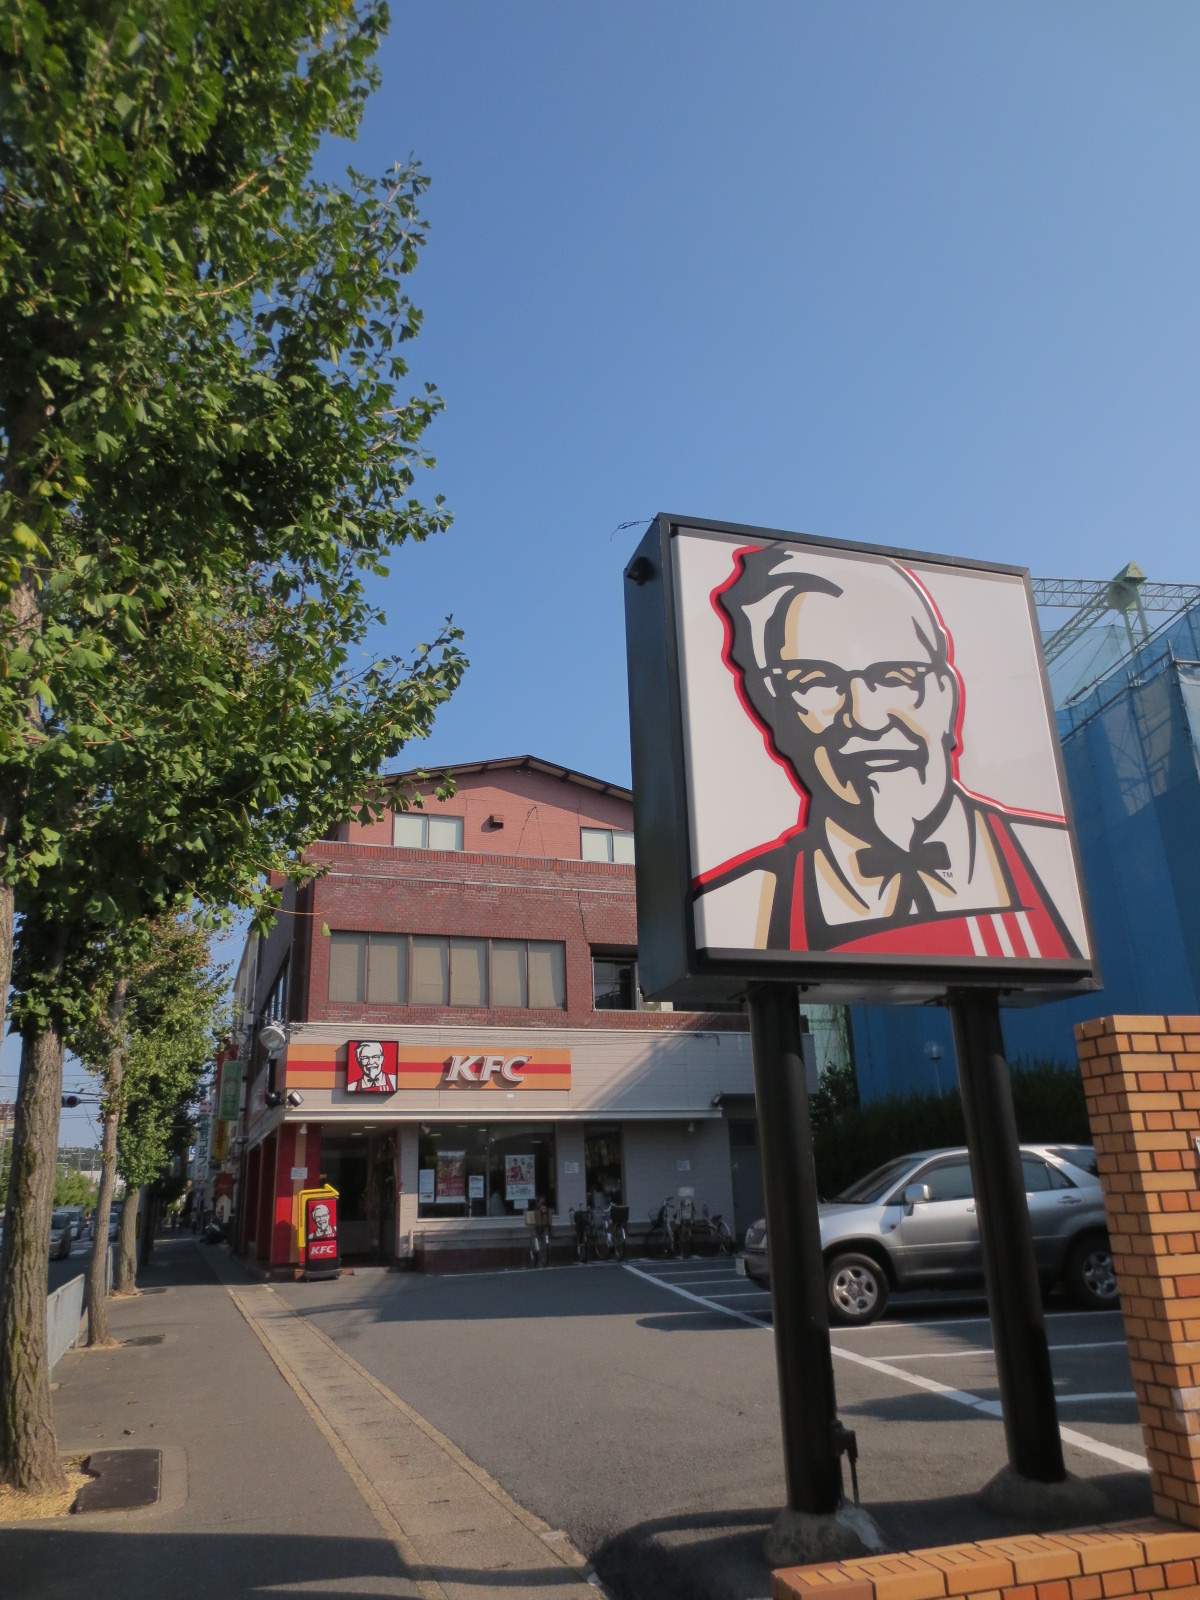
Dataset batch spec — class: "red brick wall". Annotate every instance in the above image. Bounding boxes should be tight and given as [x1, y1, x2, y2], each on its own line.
[773, 1523, 1200, 1600]
[1076, 1016, 1200, 1527]
[298, 839, 744, 1033]
[248, 766, 747, 1034]
[344, 767, 635, 857]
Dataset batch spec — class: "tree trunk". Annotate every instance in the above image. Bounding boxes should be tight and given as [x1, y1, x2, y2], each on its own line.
[0, 572, 40, 1025]
[0, 1021, 66, 1492]
[86, 979, 128, 1346]
[139, 1190, 157, 1271]
[113, 1185, 140, 1295]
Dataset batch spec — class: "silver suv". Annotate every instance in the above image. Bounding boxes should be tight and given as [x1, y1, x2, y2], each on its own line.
[740, 1144, 1115, 1326]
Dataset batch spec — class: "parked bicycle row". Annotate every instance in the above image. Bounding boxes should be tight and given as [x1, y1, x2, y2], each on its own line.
[524, 1194, 734, 1267]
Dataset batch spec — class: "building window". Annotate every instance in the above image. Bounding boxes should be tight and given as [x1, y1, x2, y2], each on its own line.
[593, 954, 639, 1010]
[581, 827, 635, 864]
[327, 932, 566, 1010]
[393, 812, 464, 852]
[416, 1123, 557, 1219]
[584, 1125, 624, 1208]
[263, 959, 289, 1021]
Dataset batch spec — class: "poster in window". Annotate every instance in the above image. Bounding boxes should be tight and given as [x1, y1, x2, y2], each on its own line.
[346, 1039, 398, 1093]
[418, 1168, 435, 1203]
[435, 1150, 466, 1204]
[468, 1173, 484, 1201]
[504, 1154, 536, 1203]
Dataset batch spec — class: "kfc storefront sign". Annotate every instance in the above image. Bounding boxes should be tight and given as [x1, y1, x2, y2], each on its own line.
[624, 516, 1096, 1004]
[346, 1042, 571, 1093]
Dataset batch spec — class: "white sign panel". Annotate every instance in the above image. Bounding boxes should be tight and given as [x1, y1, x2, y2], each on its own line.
[625, 518, 1095, 1003]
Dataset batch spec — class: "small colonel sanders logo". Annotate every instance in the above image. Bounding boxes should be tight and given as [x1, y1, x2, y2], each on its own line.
[347, 1040, 398, 1093]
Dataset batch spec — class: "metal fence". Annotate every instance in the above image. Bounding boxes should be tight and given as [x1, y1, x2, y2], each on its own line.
[47, 1246, 112, 1371]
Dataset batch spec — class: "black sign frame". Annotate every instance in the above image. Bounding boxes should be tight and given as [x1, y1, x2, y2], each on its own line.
[624, 512, 1099, 1006]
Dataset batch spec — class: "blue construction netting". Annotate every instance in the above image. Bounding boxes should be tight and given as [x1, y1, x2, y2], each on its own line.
[851, 604, 1200, 1101]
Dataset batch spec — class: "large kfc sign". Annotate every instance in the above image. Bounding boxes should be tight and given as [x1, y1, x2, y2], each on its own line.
[341, 1046, 571, 1093]
[624, 516, 1096, 1004]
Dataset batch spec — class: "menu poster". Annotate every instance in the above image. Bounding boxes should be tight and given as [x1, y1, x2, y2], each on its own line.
[418, 1169, 435, 1203]
[504, 1154, 536, 1203]
[435, 1150, 466, 1204]
[468, 1173, 484, 1201]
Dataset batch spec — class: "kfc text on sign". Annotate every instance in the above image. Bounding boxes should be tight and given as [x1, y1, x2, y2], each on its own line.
[445, 1053, 531, 1085]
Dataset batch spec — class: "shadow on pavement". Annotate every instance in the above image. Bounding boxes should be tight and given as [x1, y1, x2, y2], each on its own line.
[867, 1469, 1154, 1551]
[591, 1506, 776, 1600]
[589, 1471, 1156, 1600]
[635, 1311, 764, 1333]
[0, 1528, 599, 1600]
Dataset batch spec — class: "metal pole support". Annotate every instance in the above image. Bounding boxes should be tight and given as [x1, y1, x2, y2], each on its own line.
[949, 989, 1066, 1483]
[748, 984, 844, 1515]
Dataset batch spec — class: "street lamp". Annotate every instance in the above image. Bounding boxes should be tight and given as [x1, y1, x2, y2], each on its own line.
[924, 1040, 944, 1096]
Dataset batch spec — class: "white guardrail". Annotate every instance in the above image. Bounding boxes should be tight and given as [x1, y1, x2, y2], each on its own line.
[47, 1246, 112, 1372]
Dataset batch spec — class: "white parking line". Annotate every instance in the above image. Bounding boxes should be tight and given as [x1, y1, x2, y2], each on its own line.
[881, 1341, 1129, 1361]
[624, 1264, 1149, 1476]
[834, 1309, 1124, 1334]
[622, 1263, 769, 1328]
[1055, 1392, 1137, 1404]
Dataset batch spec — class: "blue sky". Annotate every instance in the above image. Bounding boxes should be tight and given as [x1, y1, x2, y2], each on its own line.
[33, 2, 1200, 1147]
[339, 1, 1200, 788]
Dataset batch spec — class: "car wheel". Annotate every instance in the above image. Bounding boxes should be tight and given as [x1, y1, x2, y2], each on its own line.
[1066, 1234, 1119, 1310]
[826, 1252, 889, 1326]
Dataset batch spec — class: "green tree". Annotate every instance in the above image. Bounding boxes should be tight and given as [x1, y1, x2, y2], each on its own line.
[110, 920, 224, 1297]
[70, 915, 224, 1340]
[0, 1, 463, 1491]
[51, 1169, 96, 1209]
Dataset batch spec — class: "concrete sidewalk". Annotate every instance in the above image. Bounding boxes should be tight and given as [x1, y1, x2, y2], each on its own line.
[0, 1238, 602, 1600]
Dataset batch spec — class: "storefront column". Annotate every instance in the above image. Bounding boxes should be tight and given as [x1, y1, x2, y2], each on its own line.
[255, 1132, 276, 1262]
[397, 1126, 419, 1258]
[270, 1123, 300, 1267]
[241, 1144, 261, 1256]
[557, 1125, 586, 1217]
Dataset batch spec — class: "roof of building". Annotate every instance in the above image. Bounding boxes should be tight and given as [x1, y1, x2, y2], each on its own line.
[384, 754, 633, 804]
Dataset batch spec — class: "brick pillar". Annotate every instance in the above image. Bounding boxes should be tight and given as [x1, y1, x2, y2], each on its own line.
[1075, 1014, 1200, 1527]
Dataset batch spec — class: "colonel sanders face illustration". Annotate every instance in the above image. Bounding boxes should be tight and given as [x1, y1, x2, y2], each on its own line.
[350, 1039, 396, 1093]
[722, 550, 958, 853]
[696, 542, 1085, 960]
[310, 1202, 335, 1239]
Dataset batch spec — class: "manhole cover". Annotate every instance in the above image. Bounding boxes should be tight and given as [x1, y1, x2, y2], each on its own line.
[122, 1335, 165, 1347]
[73, 1449, 161, 1513]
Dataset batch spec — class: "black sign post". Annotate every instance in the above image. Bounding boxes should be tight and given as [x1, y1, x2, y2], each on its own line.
[748, 985, 844, 1517]
[950, 990, 1066, 1483]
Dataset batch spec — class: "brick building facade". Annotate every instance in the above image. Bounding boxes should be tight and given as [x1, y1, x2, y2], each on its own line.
[225, 756, 762, 1272]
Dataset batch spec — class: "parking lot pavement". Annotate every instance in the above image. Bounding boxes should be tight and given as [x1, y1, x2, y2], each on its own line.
[630, 1258, 1147, 1477]
[277, 1257, 1152, 1600]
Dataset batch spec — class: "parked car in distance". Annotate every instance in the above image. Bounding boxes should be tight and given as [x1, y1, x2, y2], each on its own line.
[740, 1144, 1115, 1326]
[59, 1205, 86, 1241]
[49, 1211, 73, 1260]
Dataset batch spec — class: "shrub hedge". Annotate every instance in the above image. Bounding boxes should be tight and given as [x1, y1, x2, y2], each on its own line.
[811, 1062, 1092, 1200]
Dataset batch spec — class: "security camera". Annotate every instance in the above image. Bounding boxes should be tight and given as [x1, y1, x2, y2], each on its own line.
[286, 1090, 304, 1109]
[258, 1020, 288, 1057]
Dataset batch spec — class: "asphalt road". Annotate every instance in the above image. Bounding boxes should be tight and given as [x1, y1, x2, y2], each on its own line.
[47, 1235, 99, 1295]
[277, 1258, 1150, 1600]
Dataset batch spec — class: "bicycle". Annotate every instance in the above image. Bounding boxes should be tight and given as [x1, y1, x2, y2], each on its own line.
[683, 1200, 735, 1257]
[525, 1199, 551, 1268]
[646, 1196, 680, 1257]
[579, 1202, 629, 1263]
[570, 1205, 595, 1263]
